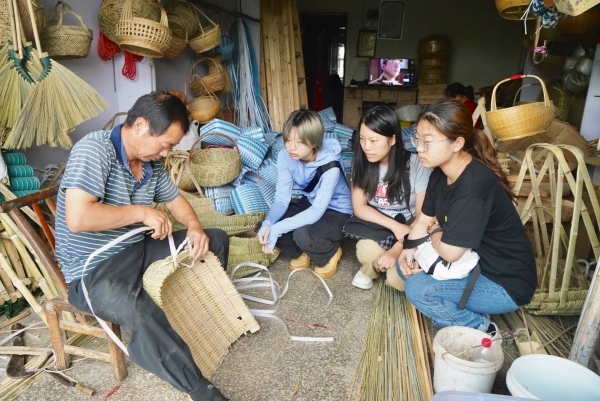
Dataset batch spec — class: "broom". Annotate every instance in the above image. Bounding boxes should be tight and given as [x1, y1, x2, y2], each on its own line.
[3, 0, 108, 150]
[0, 0, 34, 135]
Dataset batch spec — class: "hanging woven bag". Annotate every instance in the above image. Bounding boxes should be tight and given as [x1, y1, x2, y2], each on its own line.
[164, 12, 187, 59]
[187, 4, 220, 53]
[115, 0, 172, 58]
[41, 0, 93, 60]
[187, 79, 221, 124]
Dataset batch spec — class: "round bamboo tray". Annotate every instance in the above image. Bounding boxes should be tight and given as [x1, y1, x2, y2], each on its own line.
[494, 0, 536, 20]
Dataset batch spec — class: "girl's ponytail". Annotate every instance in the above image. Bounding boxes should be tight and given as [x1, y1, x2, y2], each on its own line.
[470, 129, 515, 202]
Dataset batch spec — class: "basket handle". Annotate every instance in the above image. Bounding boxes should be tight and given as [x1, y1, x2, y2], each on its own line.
[102, 112, 128, 130]
[46, 0, 89, 30]
[191, 132, 239, 153]
[158, 2, 169, 28]
[490, 74, 551, 112]
[202, 55, 223, 72]
[189, 2, 218, 34]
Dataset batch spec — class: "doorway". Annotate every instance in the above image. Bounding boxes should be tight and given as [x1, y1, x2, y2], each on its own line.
[300, 13, 347, 121]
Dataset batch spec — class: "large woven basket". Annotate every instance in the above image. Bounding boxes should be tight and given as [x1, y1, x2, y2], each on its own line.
[165, 151, 199, 191]
[227, 233, 280, 276]
[494, 0, 537, 19]
[115, 0, 172, 58]
[164, 12, 187, 59]
[188, 4, 220, 53]
[189, 57, 226, 97]
[165, 0, 199, 38]
[41, 1, 93, 60]
[142, 251, 259, 379]
[98, 0, 159, 43]
[189, 133, 241, 187]
[486, 74, 555, 141]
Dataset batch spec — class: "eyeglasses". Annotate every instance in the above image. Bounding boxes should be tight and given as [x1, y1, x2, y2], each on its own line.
[410, 135, 449, 152]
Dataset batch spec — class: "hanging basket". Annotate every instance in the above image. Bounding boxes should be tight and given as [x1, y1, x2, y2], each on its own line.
[188, 4, 220, 53]
[486, 74, 555, 141]
[142, 250, 259, 379]
[189, 57, 226, 97]
[165, 0, 199, 38]
[115, 0, 172, 58]
[41, 1, 93, 60]
[494, 0, 537, 20]
[188, 133, 241, 187]
[187, 78, 221, 124]
[98, 0, 159, 44]
[164, 13, 187, 59]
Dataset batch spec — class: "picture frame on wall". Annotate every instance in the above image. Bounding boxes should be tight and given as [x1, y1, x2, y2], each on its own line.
[378, 1, 405, 39]
[357, 30, 377, 57]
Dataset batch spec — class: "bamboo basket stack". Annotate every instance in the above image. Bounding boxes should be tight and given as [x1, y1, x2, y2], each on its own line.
[259, 0, 307, 131]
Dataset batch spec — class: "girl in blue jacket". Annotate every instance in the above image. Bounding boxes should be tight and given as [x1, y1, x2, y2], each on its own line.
[258, 110, 352, 279]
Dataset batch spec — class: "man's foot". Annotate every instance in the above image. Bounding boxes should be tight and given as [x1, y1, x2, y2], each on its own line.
[289, 252, 311, 270]
[352, 270, 373, 289]
[314, 247, 342, 279]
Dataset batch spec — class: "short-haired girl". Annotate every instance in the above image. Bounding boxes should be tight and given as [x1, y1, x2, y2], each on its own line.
[258, 110, 352, 278]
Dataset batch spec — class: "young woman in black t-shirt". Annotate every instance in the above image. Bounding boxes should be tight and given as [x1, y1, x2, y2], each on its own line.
[398, 99, 536, 333]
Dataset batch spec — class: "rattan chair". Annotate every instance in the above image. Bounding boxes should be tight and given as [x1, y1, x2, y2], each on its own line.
[0, 185, 127, 381]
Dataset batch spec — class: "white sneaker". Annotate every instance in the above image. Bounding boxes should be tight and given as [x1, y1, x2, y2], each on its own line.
[352, 271, 373, 290]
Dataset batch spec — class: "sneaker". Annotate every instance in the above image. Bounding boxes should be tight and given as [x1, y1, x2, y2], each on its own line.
[352, 270, 373, 290]
[314, 247, 342, 279]
[289, 252, 311, 271]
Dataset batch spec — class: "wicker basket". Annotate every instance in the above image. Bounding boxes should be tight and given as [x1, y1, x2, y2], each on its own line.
[98, 0, 159, 44]
[115, 0, 172, 58]
[187, 90, 220, 124]
[494, 0, 537, 20]
[142, 250, 259, 379]
[486, 74, 555, 141]
[188, 4, 220, 53]
[189, 57, 226, 97]
[41, 1, 93, 60]
[189, 133, 241, 187]
[164, 13, 187, 59]
[165, 0, 199, 38]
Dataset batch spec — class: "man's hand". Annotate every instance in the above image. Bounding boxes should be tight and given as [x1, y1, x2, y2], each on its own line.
[186, 225, 209, 260]
[141, 207, 173, 240]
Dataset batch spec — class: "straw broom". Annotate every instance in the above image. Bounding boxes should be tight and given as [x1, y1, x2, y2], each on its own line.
[0, 0, 34, 132]
[3, 0, 108, 150]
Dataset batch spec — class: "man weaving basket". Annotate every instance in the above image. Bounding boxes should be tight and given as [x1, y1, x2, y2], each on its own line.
[55, 92, 230, 401]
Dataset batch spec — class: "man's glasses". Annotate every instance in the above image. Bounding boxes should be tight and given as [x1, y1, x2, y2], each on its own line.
[410, 135, 449, 152]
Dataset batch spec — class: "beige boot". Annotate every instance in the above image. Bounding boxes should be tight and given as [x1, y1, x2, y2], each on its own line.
[352, 240, 386, 289]
[314, 247, 343, 279]
[289, 252, 311, 270]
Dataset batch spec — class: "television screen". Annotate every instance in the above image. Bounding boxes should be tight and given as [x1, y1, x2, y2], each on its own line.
[367, 58, 416, 87]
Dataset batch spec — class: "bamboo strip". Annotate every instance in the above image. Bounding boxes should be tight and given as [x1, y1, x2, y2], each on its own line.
[0, 252, 46, 324]
[0, 239, 16, 293]
[0, 310, 30, 330]
[0, 351, 52, 398]
[0, 346, 51, 355]
[0, 183, 43, 228]
[3, 237, 27, 279]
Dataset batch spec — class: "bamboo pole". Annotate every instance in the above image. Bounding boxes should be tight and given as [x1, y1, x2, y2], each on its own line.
[0, 310, 30, 329]
[0, 183, 43, 227]
[0, 239, 16, 293]
[3, 237, 26, 279]
[0, 252, 46, 324]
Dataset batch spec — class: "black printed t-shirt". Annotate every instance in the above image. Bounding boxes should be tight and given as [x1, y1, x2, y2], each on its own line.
[422, 159, 537, 306]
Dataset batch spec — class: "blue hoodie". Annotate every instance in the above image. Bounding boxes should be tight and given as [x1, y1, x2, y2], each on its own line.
[259, 139, 352, 249]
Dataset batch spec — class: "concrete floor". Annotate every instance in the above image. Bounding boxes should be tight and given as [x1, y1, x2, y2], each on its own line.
[1, 238, 520, 401]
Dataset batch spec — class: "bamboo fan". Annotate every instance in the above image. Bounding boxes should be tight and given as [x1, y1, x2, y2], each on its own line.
[3, 0, 108, 150]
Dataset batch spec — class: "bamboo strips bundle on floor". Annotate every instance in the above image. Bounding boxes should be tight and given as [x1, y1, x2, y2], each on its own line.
[349, 281, 432, 401]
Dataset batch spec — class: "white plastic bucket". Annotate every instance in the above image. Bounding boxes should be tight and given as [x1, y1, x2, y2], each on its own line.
[506, 354, 600, 400]
[433, 326, 504, 393]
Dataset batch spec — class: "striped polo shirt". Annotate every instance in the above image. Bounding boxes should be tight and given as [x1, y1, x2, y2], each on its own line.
[56, 125, 179, 283]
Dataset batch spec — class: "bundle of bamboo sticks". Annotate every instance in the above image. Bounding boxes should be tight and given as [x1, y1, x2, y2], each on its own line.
[349, 281, 433, 401]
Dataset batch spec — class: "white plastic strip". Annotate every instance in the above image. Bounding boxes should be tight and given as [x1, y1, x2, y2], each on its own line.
[230, 262, 334, 342]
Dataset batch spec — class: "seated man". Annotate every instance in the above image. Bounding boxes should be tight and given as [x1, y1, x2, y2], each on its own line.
[55, 92, 230, 401]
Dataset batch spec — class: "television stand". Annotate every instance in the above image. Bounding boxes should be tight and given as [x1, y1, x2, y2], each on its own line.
[342, 86, 418, 129]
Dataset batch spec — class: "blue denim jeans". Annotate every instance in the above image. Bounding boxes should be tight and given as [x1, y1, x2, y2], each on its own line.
[404, 270, 519, 331]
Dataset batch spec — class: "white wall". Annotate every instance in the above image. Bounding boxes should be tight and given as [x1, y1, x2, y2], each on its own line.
[298, 0, 527, 91]
[24, 0, 261, 174]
